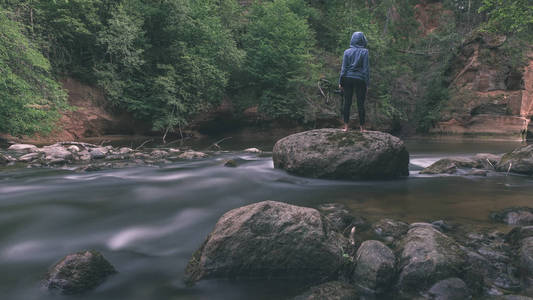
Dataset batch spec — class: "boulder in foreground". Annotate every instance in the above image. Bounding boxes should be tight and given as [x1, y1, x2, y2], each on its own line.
[273, 129, 409, 180]
[44, 250, 116, 294]
[398, 224, 466, 297]
[184, 201, 347, 285]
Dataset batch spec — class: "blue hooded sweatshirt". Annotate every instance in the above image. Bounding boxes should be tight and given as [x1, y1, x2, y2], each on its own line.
[339, 32, 370, 86]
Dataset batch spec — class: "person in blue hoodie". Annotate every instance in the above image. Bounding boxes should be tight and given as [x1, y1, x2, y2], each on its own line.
[339, 32, 370, 132]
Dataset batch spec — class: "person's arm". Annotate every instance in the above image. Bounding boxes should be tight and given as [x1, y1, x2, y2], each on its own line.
[363, 50, 370, 87]
[339, 51, 348, 88]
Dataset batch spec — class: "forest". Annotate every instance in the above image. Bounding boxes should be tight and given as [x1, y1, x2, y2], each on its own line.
[1, 0, 531, 138]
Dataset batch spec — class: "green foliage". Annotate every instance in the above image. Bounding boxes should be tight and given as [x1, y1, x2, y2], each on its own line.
[479, 0, 533, 35]
[239, 0, 317, 119]
[0, 10, 67, 136]
[415, 76, 449, 132]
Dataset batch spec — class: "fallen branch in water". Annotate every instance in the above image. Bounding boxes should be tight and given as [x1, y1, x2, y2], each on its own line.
[135, 139, 153, 151]
[99, 140, 111, 146]
[208, 137, 232, 150]
[486, 158, 495, 170]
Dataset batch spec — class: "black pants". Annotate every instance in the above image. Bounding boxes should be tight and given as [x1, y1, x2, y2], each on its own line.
[341, 77, 367, 125]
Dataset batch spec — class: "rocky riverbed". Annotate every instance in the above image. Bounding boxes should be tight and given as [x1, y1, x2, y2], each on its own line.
[183, 201, 533, 299]
[0, 142, 265, 172]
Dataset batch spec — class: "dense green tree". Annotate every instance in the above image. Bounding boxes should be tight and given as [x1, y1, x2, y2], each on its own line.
[239, 0, 318, 119]
[0, 10, 67, 136]
[479, 0, 533, 34]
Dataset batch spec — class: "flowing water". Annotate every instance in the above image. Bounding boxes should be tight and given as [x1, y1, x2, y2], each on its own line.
[1, 138, 532, 299]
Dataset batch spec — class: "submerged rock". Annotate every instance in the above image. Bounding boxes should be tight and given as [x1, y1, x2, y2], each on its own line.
[318, 203, 367, 234]
[184, 201, 347, 285]
[425, 277, 471, 300]
[353, 240, 395, 295]
[372, 218, 409, 245]
[420, 157, 476, 175]
[398, 224, 466, 296]
[497, 145, 533, 175]
[491, 207, 533, 226]
[224, 160, 238, 168]
[293, 281, 358, 300]
[44, 250, 116, 294]
[273, 129, 409, 180]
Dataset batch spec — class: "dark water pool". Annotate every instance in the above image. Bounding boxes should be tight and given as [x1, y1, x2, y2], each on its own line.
[0, 138, 531, 299]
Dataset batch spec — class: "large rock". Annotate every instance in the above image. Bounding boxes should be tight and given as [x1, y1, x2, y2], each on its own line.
[273, 129, 409, 180]
[353, 240, 395, 295]
[184, 201, 347, 284]
[44, 250, 116, 294]
[398, 224, 466, 296]
[293, 281, 358, 300]
[497, 145, 533, 175]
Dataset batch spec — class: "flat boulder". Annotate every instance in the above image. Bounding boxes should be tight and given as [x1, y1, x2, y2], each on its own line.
[497, 145, 533, 175]
[398, 224, 466, 296]
[8, 144, 38, 153]
[184, 201, 347, 284]
[273, 129, 409, 180]
[44, 250, 116, 294]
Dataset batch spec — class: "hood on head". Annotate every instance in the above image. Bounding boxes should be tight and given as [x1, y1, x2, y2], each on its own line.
[350, 32, 367, 48]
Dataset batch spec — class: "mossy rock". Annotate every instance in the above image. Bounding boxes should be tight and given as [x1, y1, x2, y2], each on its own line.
[44, 250, 116, 294]
[273, 129, 409, 180]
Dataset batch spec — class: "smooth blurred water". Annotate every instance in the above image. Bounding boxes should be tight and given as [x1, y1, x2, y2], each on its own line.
[0, 138, 531, 299]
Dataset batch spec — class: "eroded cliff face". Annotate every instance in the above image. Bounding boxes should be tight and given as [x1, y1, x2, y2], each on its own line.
[431, 33, 533, 137]
[2, 78, 147, 145]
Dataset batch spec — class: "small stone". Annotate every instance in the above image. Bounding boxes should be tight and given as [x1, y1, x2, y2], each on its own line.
[18, 152, 40, 162]
[468, 169, 488, 176]
[178, 151, 207, 160]
[117, 147, 132, 154]
[244, 148, 262, 153]
[224, 160, 238, 167]
[44, 250, 116, 295]
[426, 278, 471, 300]
[78, 150, 91, 161]
[67, 145, 80, 153]
[151, 150, 168, 158]
[89, 148, 107, 159]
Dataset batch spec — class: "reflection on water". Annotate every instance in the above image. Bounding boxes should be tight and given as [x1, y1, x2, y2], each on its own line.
[0, 139, 531, 299]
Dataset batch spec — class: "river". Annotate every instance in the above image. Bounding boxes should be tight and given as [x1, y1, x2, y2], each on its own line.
[0, 138, 531, 299]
